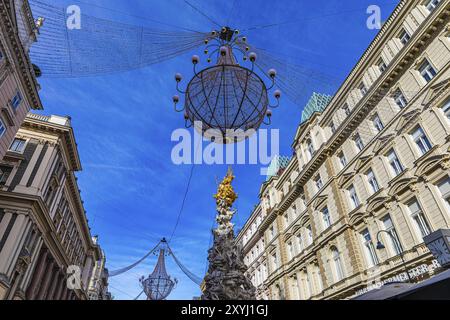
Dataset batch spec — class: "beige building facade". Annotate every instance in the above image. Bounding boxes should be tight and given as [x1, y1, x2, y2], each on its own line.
[237, 0, 450, 300]
[0, 113, 105, 300]
[0, 0, 43, 159]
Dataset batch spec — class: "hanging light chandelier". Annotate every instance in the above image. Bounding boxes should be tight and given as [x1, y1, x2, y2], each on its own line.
[173, 27, 281, 144]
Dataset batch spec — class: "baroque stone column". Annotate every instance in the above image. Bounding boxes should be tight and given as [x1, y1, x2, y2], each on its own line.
[202, 169, 256, 300]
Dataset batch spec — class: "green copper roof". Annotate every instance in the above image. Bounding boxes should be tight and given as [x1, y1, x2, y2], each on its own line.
[301, 92, 333, 123]
[266, 155, 291, 181]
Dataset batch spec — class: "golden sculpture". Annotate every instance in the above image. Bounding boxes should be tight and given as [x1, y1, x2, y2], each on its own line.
[214, 168, 238, 208]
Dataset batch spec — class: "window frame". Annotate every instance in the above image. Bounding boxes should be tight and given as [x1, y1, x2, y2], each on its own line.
[393, 88, 408, 109]
[399, 29, 411, 45]
[372, 113, 384, 133]
[348, 184, 360, 209]
[418, 59, 437, 83]
[366, 169, 380, 194]
[411, 126, 432, 156]
[321, 206, 332, 230]
[386, 149, 404, 176]
[0, 118, 6, 138]
[9, 138, 27, 153]
[361, 229, 379, 268]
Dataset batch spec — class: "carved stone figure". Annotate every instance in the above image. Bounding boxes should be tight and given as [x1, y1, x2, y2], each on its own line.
[202, 169, 256, 300]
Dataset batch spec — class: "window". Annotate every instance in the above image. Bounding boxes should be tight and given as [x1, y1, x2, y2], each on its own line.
[372, 113, 384, 133]
[0, 118, 6, 138]
[382, 215, 403, 255]
[291, 204, 297, 218]
[407, 199, 431, 239]
[411, 126, 433, 156]
[331, 247, 344, 282]
[343, 103, 351, 116]
[287, 242, 294, 260]
[393, 89, 408, 109]
[359, 82, 368, 96]
[330, 121, 336, 134]
[306, 225, 313, 246]
[419, 59, 437, 83]
[367, 169, 380, 194]
[314, 174, 323, 191]
[297, 234, 303, 253]
[348, 185, 360, 209]
[438, 177, 450, 212]
[306, 139, 315, 159]
[271, 252, 278, 269]
[442, 99, 450, 120]
[361, 229, 379, 267]
[425, 0, 440, 12]
[387, 149, 404, 176]
[354, 133, 364, 152]
[11, 91, 22, 110]
[338, 151, 347, 168]
[9, 138, 26, 153]
[0, 165, 12, 185]
[321, 206, 331, 230]
[399, 29, 411, 45]
[377, 58, 387, 73]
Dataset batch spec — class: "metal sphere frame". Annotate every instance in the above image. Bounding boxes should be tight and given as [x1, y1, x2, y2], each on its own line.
[173, 27, 281, 144]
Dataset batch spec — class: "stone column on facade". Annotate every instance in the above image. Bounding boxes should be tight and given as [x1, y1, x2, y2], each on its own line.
[0, 211, 30, 278]
[26, 248, 48, 299]
[46, 266, 61, 300]
[54, 272, 66, 300]
[19, 238, 43, 295]
[36, 259, 54, 300]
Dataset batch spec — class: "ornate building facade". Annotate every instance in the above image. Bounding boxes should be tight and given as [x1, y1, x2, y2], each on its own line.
[236, 0, 450, 300]
[87, 236, 111, 300]
[0, 113, 106, 300]
[0, 0, 43, 159]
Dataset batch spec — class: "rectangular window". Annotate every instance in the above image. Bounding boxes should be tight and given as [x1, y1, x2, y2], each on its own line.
[314, 174, 323, 191]
[408, 199, 431, 238]
[399, 29, 411, 45]
[372, 114, 384, 133]
[343, 103, 351, 116]
[393, 89, 408, 109]
[306, 139, 315, 159]
[361, 229, 379, 267]
[441, 99, 450, 121]
[271, 253, 278, 269]
[348, 185, 360, 209]
[419, 59, 437, 83]
[438, 177, 450, 212]
[367, 169, 380, 194]
[322, 206, 332, 230]
[387, 149, 404, 176]
[338, 151, 347, 168]
[354, 133, 364, 152]
[11, 91, 22, 110]
[330, 121, 336, 134]
[9, 138, 26, 153]
[0, 118, 6, 138]
[426, 0, 440, 12]
[0, 165, 12, 185]
[411, 126, 432, 155]
[382, 215, 403, 255]
[287, 242, 294, 260]
[378, 58, 387, 73]
[359, 82, 368, 96]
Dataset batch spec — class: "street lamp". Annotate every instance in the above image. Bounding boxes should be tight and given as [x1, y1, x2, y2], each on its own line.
[376, 230, 412, 283]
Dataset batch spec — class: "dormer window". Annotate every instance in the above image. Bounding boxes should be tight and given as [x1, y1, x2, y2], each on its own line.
[359, 82, 368, 96]
[343, 103, 351, 116]
[399, 29, 411, 45]
[377, 58, 387, 73]
[425, 0, 440, 12]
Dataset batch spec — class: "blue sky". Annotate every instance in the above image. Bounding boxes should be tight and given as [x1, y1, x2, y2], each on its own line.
[32, 0, 398, 300]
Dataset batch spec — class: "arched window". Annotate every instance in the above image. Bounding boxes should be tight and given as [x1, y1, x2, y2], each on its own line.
[330, 247, 344, 283]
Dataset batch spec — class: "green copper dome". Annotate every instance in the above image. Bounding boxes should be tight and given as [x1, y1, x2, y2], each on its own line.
[301, 92, 333, 123]
[266, 155, 291, 181]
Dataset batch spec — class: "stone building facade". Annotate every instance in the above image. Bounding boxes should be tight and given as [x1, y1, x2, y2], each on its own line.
[0, 113, 104, 300]
[87, 236, 111, 300]
[0, 0, 43, 159]
[236, 0, 450, 300]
